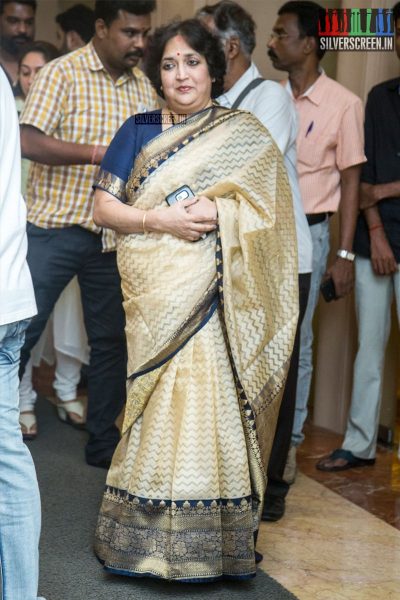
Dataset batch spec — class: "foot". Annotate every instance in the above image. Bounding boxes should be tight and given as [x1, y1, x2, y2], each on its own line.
[316, 448, 375, 472]
[56, 397, 86, 430]
[19, 411, 37, 441]
[86, 455, 112, 470]
[283, 444, 297, 485]
[261, 495, 285, 522]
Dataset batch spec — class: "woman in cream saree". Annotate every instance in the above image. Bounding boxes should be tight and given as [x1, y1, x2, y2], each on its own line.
[93, 104, 298, 581]
[93, 21, 298, 583]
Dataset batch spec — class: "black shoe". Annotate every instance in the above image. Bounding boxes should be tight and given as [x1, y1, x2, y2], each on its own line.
[86, 456, 112, 469]
[316, 448, 376, 472]
[261, 496, 285, 522]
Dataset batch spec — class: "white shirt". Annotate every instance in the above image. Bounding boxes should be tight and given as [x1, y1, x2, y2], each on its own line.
[218, 62, 312, 274]
[0, 68, 36, 325]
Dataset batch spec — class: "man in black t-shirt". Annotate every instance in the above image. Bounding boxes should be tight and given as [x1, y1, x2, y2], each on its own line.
[317, 1, 400, 472]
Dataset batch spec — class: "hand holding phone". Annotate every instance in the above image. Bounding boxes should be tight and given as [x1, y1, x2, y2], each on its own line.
[320, 277, 338, 302]
[165, 185, 195, 206]
[165, 185, 211, 240]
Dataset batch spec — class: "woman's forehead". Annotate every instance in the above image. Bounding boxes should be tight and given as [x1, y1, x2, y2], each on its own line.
[162, 35, 199, 57]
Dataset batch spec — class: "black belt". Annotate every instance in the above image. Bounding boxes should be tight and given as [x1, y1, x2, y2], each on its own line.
[306, 212, 330, 226]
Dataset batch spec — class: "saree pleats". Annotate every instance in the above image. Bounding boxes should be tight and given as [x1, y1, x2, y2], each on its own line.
[96, 311, 256, 580]
[94, 106, 298, 581]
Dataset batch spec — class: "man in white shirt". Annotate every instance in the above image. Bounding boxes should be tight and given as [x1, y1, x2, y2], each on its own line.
[0, 67, 44, 600]
[197, 0, 313, 522]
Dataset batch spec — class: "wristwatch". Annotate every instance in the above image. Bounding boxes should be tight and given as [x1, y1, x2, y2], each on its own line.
[337, 249, 355, 262]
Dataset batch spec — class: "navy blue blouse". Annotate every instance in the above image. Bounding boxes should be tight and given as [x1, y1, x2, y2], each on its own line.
[99, 109, 163, 192]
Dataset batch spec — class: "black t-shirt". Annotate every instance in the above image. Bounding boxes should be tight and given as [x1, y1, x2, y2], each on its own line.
[353, 78, 400, 263]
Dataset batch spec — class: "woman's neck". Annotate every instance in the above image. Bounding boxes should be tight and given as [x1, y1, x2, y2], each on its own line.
[165, 100, 213, 123]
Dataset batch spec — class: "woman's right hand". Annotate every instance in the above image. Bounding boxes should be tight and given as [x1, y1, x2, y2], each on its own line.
[147, 197, 217, 242]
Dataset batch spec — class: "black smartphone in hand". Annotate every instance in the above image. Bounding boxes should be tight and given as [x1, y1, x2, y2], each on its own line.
[320, 277, 338, 302]
[165, 184, 194, 206]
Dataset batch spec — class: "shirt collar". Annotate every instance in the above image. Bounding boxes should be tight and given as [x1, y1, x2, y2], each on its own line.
[286, 67, 326, 105]
[85, 41, 143, 85]
[218, 62, 261, 107]
[86, 41, 104, 72]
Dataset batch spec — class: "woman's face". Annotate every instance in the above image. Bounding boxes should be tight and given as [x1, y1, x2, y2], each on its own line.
[160, 35, 212, 115]
[18, 51, 46, 98]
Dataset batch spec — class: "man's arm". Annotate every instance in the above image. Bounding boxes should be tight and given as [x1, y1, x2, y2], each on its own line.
[362, 202, 398, 275]
[20, 60, 107, 167]
[358, 84, 398, 275]
[20, 125, 107, 166]
[325, 164, 361, 297]
[360, 180, 400, 209]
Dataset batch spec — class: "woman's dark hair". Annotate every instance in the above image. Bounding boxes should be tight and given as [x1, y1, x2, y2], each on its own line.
[145, 19, 226, 99]
[13, 40, 59, 98]
[18, 40, 60, 69]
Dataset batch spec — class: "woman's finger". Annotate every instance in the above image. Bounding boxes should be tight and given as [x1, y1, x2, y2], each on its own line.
[181, 196, 199, 209]
[190, 221, 217, 232]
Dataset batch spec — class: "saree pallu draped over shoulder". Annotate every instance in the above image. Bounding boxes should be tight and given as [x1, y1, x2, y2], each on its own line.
[94, 106, 298, 581]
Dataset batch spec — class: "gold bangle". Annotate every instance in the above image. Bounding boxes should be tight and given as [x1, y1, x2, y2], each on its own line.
[142, 211, 147, 234]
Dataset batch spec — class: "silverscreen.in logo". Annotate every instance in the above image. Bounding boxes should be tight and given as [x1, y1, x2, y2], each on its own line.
[134, 113, 188, 125]
[318, 8, 394, 51]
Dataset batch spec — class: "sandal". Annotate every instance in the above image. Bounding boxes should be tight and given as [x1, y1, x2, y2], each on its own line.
[56, 397, 86, 430]
[316, 448, 375, 472]
[19, 411, 37, 441]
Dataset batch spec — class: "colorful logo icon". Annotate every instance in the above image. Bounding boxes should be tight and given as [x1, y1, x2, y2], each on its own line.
[318, 8, 394, 51]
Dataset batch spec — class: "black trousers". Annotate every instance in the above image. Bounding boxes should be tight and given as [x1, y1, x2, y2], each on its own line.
[265, 273, 311, 500]
[21, 224, 127, 462]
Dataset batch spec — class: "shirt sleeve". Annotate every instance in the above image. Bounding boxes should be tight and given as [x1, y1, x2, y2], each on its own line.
[255, 83, 296, 155]
[360, 89, 376, 184]
[94, 116, 137, 202]
[336, 96, 366, 171]
[20, 60, 68, 135]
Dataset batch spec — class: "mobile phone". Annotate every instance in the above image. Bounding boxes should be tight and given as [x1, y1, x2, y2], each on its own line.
[165, 184, 207, 241]
[320, 277, 338, 302]
[165, 184, 194, 206]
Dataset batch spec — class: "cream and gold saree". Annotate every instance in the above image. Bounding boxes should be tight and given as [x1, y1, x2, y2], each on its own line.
[94, 106, 298, 581]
